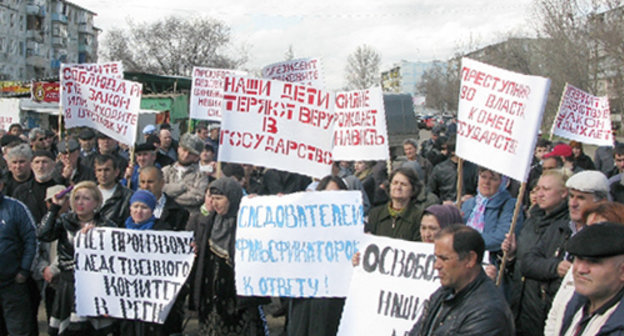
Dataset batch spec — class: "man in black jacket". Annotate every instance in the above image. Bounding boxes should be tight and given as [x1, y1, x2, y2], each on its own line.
[138, 166, 188, 231]
[54, 138, 96, 185]
[94, 154, 133, 227]
[409, 225, 514, 335]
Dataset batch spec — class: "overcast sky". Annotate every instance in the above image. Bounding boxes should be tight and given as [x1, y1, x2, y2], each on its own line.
[73, 0, 537, 89]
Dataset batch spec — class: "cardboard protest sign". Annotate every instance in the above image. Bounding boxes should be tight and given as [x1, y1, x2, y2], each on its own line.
[235, 190, 364, 297]
[60, 63, 142, 146]
[332, 86, 389, 160]
[338, 235, 438, 336]
[456, 58, 551, 182]
[551, 83, 613, 146]
[261, 58, 324, 88]
[74, 227, 194, 324]
[220, 76, 336, 179]
[189, 67, 247, 121]
[0, 98, 20, 131]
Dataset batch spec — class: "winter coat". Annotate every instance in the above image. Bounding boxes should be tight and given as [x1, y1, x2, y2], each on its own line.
[53, 157, 96, 186]
[162, 163, 209, 213]
[409, 270, 515, 336]
[0, 193, 37, 287]
[99, 184, 134, 227]
[12, 178, 60, 222]
[366, 201, 423, 241]
[511, 201, 569, 336]
[428, 159, 478, 202]
[157, 194, 189, 231]
[38, 205, 115, 272]
[461, 190, 524, 251]
[560, 292, 624, 336]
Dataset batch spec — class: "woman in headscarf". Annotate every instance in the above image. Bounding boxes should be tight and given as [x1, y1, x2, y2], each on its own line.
[38, 181, 116, 335]
[461, 167, 523, 258]
[419, 204, 463, 243]
[190, 177, 266, 336]
[118, 189, 186, 336]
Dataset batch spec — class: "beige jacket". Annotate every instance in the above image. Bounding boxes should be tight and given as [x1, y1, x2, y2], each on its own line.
[162, 163, 209, 212]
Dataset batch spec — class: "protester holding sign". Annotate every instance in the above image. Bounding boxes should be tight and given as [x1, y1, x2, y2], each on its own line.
[366, 167, 424, 241]
[288, 175, 349, 336]
[117, 189, 186, 335]
[38, 181, 116, 335]
[190, 177, 267, 335]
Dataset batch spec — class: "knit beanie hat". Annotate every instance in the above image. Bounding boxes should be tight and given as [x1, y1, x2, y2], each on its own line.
[129, 190, 157, 210]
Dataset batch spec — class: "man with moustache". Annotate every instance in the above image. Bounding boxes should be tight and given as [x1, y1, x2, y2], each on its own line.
[409, 225, 514, 335]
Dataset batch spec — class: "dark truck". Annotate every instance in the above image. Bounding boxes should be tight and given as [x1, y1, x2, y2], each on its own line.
[384, 93, 419, 159]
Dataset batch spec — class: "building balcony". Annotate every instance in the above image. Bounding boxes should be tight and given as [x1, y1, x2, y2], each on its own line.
[26, 55, 47, 68]
[52, 37, 66, 47]
[78, 44, 92, 53]
[26, 5, 43, 16]
[78, 22, 93, 34]
[51, 13, 68, 23]
[26, 30, 44, 43]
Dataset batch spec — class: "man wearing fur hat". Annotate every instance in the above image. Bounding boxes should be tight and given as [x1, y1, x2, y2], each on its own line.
[161, 133, 209, 214]
[559, 222, 624, 335]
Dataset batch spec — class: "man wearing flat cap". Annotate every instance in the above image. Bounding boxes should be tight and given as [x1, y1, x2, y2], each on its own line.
[559, 222, 624, 335]
[161, 133, 209, 214]
[121, 142, 160, 191]
[77, 128, 97, 159]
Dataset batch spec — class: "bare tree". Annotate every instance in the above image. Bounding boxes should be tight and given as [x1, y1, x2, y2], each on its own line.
[344, 45, 381, 90]
[417, 62, 460, 113]
[100, 16, 246, 76]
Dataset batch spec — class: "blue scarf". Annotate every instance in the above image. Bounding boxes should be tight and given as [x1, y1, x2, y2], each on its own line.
[124, 215, 156, 230]
[466, 176, 509, 233]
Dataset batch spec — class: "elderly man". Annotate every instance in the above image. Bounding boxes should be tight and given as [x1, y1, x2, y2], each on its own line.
[13, 150, 61, 222]
[521, 170, 609, 335]
[4, 143, 33, 196]
[158, 128, 177, 162]
[28, 128, 47, 151]
[0, 172, 37, 335]
[162, 133, 208, 214]
[409, 225, 514, 335]
[558, 222, 624, 335]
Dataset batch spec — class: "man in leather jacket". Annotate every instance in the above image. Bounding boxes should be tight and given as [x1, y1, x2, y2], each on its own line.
[409, 225, 514, 335]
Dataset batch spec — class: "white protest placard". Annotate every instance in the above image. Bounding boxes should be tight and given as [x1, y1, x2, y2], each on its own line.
[64, 61, 124, 78]
[60, 64, 142, 146]
[332, 86, 389, 160]
[0, 98, 20, 131]
[551, 83, 613, 146]
[235, 190, 364, 297]
[456, 58, 551, 182]
[338, 235, 438, 336]
[261, 57, 324, 88]
[220, 76, 335, 179]
[74, 227, 194, 324]
[189, 67, 247, 121]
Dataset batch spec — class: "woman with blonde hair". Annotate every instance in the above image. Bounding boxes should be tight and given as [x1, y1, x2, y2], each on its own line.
[38, 181, 116, 335]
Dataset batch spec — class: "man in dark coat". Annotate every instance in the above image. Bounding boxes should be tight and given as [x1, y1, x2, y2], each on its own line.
[409, 225, 514, 335]
[53, 139, 96, 185]
[138, 166, 189, 231]
[94, 154, 133, 227]
[428, 137, 478, 203]
[508, 169, 570, 336]
[0, 172, 37, 336]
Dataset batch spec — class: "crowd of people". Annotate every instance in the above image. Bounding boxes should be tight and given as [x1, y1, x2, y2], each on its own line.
[1, 119, 624, 336]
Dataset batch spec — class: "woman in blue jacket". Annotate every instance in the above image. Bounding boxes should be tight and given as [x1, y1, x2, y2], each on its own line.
[461, 167, 523, 257]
